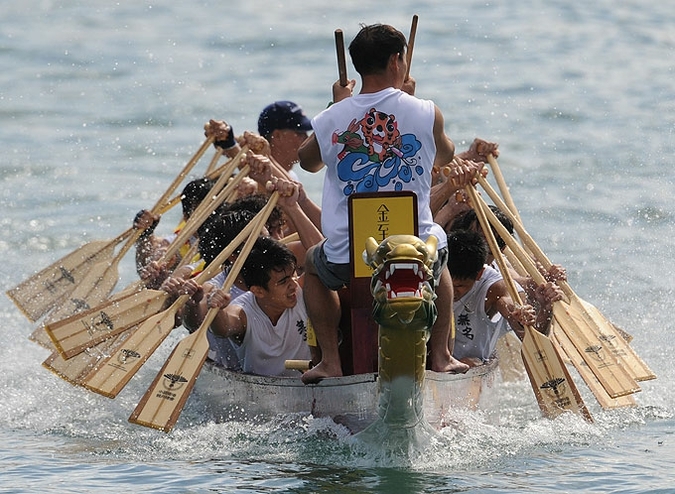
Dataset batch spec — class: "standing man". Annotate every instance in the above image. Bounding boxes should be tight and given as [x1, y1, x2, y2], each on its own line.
[298, 23, 482, 384]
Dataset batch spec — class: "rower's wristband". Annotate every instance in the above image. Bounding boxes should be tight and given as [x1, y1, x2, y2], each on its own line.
[214, 124, 236, 150]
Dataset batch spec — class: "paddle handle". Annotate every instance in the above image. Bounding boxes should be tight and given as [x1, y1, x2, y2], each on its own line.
[334, 29, 348, 86]
[285, 359, 311, 371]
[204, 144, 249, 181]
[405, 14, 419, 81]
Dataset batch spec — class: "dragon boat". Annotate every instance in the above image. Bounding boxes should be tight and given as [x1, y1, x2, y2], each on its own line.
[195, 192, 500, 434]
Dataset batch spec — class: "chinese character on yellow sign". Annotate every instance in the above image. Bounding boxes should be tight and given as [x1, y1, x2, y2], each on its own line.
[348, 192, 418, 278]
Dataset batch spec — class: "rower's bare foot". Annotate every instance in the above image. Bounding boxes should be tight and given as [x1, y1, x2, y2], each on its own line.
[432, 356, 470, 374]
[301, 360, 342, 384]
[460, 357, 484, 368]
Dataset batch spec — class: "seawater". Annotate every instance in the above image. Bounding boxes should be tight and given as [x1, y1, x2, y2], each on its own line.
[1, 1, 674, 492]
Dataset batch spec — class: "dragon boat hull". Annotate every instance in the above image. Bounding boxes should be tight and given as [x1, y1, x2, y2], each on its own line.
[195, 359, 499, 432]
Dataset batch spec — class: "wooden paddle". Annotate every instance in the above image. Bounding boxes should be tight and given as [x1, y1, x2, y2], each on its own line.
[334, 29, 348, 87]
[405, 14, 419, 81]
[41, 145, 262, 385]
[466, 184, 593, 421]
[26, 188, 185, 353]
[46, 138, 229, 322]
[82, 193, 278, 399]
[5, 137, 215, 322]
[472, 184, 641, 399]
[128, 193, 279, 432]
[38, 147, 246, 383]
[476, 174, 654, 385]
[44, 164, 251, 359]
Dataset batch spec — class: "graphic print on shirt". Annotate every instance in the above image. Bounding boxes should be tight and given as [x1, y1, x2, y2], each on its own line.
[296, 319, 307, 341]
[332, 107, 424, 195]
[456, 310, 474, 340]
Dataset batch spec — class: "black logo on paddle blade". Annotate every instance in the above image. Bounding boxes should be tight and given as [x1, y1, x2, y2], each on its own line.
[44, 267, 76, 294]
[89, 311, 114, 333]
[70, 298, 91, 312]
[599, 333, 617, 348]
[162, 373, 188, 390]
[541, 377, 573, 409]
[117, 349, 141, 364]
[59, 266, 75, 284]
[541, 377, 566, 396]
[585, 345, 605, 361]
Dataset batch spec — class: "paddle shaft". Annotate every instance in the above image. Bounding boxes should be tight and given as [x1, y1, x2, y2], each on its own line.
[486, 154, 523, 224]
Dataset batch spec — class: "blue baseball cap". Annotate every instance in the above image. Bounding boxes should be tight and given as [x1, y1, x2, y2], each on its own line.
[258, 100, 312, 138]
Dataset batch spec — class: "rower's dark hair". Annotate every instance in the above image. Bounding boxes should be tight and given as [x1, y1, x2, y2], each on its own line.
[349, 24, 407, 76]
[241, 236, 296, 290]
[449, 206, 514, 251]
[181, 178, 215, 219]
[223, 193, 284, 234]
[447, 230, 487, 280]
[198, 210, 255, 266]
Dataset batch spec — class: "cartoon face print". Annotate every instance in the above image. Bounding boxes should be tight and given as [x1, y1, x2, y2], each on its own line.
[360, 108, 400, 162]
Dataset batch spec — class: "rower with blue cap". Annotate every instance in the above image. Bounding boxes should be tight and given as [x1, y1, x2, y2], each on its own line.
[258, 100, 313, 181]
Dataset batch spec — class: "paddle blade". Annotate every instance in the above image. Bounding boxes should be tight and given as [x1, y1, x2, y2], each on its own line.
[29, 326, 55, 350]
[552, 323, 637, 410]
[567, 296, 656, 382]
[521, 327, 593, 422]
[42, 329, 133, 386]
[40, 259, 121, 329]
[44, 289, 168, 359]
[128, 329, 210, 432]
[82, 304, 181, 398]
[5, 237, 120, 322]
[553, 303, 641, 398]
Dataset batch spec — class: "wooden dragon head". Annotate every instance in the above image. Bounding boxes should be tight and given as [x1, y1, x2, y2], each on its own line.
[364, 234, 438, 327]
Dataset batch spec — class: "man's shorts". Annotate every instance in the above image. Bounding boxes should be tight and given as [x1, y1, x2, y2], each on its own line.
[312, 239, 449, 291]
[311, 240, 352, 291]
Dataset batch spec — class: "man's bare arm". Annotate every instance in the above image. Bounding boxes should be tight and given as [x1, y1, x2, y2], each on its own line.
[298, 134, 325, 173]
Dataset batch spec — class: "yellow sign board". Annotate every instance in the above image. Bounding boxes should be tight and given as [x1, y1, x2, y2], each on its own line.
[348, 192, 418, 278]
